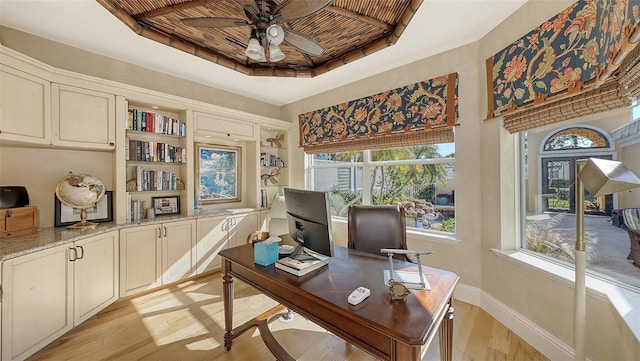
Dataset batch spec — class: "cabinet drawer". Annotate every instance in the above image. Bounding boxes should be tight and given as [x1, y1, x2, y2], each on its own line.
[194, 111, 255, 139]
[1, 206, 38, 239]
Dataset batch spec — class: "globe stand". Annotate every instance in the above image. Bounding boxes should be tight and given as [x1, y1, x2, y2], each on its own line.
[67, 208, 99, 230]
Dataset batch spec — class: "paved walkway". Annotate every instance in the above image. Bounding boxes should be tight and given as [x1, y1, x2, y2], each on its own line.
[526, 212, 639, 288]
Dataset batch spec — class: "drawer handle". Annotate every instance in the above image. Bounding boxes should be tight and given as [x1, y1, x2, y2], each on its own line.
[76, 245, 84, 259]
[69, 247, 77, 262]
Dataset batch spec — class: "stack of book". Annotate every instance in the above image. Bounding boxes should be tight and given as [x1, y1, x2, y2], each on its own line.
[275, 254, 328, 276]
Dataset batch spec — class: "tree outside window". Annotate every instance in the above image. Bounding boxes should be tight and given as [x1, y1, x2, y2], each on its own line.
[308, 143, 455, 233]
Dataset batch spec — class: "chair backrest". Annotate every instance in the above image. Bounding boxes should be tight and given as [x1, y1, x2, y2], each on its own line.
[622, 208, 640, 231]
[347, 205, 407, 260]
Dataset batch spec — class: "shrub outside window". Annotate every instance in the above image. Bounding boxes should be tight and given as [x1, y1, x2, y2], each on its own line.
[307, 143, 455, 234]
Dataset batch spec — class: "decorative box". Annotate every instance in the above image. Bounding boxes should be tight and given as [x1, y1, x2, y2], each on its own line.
[254, 241, 279, 266]
[0, 206, 38, 239]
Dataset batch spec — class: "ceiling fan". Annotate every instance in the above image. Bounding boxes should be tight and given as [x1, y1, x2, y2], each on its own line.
[181, 0, 331, 62]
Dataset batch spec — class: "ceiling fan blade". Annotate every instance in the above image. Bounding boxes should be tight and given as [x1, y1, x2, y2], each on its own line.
[284, 28, 325, 56]
[181, 17, 250, 28]
[276, 0, 332, 21]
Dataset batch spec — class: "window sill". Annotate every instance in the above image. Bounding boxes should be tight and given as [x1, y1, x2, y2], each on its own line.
[407, 228, 459, 244]
[491, 248, 640, 343]
[332, 216, 459, 244]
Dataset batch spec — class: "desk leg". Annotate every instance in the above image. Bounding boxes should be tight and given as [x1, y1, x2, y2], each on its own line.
[223, 259, 234, 351]
[439, 301, 455, 361]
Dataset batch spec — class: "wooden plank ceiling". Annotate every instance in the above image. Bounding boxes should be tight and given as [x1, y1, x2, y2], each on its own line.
[96, 0, 422, 77]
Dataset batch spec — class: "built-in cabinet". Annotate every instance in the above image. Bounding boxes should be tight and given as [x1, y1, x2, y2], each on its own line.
[123, 103, 189, 222]
[1, 230, 118, 361]
[196, 212, 258, 274]
[0, 65, 116, 150]
[193, 111, 256, 140]
[0, 44, 295, 361]
[0, 64, 51, 144]
[119, 219, 195, 297]
[51, 83, 116, 150]
[259, 127, 290, 208]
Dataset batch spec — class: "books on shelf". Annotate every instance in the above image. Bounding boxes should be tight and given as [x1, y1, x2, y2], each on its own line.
[261, 189, 268, 208]
[135, 166, 180, 191]
[260, 151, 283, 167]
[127, 108, 186, 136]
[127, 194, 146, 223]
[125, 138, 186, 163]
[275, 253, 329, 276]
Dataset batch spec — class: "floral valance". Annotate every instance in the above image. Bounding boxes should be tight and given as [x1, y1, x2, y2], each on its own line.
[486, 0, 640, 120]
[299, 73, 458, 153]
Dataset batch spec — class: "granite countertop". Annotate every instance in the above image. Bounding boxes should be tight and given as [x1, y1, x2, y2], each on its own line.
[0, 207, 262, 262]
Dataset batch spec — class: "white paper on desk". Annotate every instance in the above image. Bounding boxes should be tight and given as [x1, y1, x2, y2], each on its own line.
[384, 270, 431, 290]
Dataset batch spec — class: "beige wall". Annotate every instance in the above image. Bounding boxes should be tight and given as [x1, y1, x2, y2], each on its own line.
[1, 0, 639, 359]
[0, 146, 114, 228]
[282, 41, 484, 289]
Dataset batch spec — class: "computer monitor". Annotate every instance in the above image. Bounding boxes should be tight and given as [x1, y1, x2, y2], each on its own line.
[283, 188, 334, 260]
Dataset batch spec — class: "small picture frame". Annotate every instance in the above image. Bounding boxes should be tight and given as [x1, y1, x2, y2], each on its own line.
[55, 191, 113, 227]
[151, 196, 181, 216]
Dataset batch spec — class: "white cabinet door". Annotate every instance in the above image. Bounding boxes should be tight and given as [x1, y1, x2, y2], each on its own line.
[162, 219, 196, 284]
[120, 224, 162, 297]
[73, 231, 119, 325]
[51, 84, 115, 150]
[195, 215, 228, 274]
[193, 111, 255, 140]
[228, 212, 259, 248]
[1, 244, 72, 361]
[0, 64, 51, 144]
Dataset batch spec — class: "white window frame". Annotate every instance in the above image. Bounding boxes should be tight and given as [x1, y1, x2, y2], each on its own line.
[306, 149, 455, 234]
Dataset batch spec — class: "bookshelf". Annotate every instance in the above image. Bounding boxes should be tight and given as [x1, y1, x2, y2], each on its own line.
[259, 127, 289, 208]
[124, 102, 189, 222]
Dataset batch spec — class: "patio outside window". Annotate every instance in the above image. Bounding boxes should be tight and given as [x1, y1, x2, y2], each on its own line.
[307, 143, 455, 234]
[519, 108, 640, 289]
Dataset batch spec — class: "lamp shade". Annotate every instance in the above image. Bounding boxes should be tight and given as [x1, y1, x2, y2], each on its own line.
[245, 37, 266, 61]
[578, 158, 640, 197]
[266, 24, 285, 45]
[269, 44, 285, 62]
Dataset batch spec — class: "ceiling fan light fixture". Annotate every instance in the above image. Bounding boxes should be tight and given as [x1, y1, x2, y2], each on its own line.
[269, 44, 285, 62]
[266, 24, 285, 45]
[245, 37, 266, 61]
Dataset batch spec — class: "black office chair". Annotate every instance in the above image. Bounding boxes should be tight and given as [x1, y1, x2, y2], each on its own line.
[347, 205, 411, 262]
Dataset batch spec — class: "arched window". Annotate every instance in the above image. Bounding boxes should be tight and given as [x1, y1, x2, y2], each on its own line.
[543, 127, 610, 151]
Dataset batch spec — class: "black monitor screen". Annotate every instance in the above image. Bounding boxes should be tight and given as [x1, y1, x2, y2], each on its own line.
[283, 188, 334, 258]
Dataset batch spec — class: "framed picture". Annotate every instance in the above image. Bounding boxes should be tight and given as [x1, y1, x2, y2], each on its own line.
[55, 191, 113, 227]
[151, 196, 181, 216]
[196, 143, 241, 204]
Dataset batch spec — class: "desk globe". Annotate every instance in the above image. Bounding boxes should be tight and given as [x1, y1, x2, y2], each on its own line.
[55, 172, 106, 229]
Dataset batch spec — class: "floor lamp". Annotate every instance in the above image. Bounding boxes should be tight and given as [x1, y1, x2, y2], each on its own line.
[574, 158, 640, 361]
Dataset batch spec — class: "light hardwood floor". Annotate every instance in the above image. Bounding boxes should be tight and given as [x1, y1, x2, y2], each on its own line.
[28, 272, 548, 360]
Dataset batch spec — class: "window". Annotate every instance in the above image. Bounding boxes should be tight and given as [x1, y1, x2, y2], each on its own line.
[519, 114, 640, 289]
[307, 143, 455, 233]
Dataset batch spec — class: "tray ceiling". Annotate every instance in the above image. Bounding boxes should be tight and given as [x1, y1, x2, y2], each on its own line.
[97, 0, 420, 78]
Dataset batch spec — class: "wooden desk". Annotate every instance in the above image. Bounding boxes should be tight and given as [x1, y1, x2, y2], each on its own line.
[220, 245, 459, 361]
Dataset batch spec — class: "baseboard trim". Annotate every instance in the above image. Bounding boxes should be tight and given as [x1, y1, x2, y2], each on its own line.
[454, 283, 574, 360]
